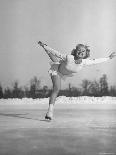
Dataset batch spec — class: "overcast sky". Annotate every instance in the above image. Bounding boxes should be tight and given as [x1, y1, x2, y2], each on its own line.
[0, 0, 116, 89]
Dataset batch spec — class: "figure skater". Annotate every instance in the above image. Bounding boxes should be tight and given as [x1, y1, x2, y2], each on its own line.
[38, 41, 116, 120]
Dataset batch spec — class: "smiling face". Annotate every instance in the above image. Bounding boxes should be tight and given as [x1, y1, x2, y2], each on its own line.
[75, 46, 87, 59]
[71, 44, 90, 60]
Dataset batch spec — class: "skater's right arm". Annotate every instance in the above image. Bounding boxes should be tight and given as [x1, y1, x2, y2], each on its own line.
[38, 41, 66, 61]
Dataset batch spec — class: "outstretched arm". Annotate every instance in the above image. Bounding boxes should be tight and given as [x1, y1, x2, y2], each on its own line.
[38, 41, 66, 61]
[83, 52, 116, 66]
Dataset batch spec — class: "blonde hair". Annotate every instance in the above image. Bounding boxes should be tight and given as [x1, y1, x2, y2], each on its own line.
[71, 44, 90, 59]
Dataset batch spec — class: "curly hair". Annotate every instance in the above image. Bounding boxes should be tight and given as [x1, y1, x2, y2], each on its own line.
[71, 44, 90, 59]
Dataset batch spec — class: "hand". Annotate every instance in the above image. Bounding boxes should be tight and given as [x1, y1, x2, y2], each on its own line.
[109, 52, 116, 59]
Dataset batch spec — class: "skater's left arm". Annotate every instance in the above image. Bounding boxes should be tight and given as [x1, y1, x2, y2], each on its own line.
[83, 52, 116, 66]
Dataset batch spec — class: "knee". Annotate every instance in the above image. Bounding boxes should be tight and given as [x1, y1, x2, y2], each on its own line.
[53, 86, 60, 94]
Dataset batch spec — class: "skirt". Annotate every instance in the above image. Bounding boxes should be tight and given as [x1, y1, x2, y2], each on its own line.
[48, 62, 74, 80]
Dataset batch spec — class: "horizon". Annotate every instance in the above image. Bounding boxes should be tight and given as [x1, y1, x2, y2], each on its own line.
[0, 73, 114, 91]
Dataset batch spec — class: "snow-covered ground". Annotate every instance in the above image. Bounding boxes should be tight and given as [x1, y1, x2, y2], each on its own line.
[0, 96, 116, 105]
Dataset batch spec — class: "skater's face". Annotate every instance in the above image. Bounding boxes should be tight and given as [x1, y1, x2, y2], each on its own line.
[76, 46, 86, 59]
[71, 44, 90, 59]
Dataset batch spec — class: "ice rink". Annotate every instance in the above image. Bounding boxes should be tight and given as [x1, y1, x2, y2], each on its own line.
[0, 97, 116, 155]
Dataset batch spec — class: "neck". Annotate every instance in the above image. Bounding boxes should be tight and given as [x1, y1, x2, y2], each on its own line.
[74, 58, 82, 64]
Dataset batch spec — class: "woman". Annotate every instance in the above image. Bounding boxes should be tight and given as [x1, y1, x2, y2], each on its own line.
[38, 41, 116, 120]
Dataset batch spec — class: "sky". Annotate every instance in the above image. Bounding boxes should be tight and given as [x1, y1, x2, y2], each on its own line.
[0, 0, 116, 89]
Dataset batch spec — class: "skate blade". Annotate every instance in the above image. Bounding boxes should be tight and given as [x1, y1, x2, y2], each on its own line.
[45, 115, 52, 120]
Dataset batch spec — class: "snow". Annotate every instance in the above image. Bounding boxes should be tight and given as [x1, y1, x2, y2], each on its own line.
[0, 96, 116, 105]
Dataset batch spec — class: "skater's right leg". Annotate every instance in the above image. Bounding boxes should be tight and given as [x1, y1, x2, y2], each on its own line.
[45, 74, 61, 120]
[46, 52, 59, 62]
[38, 41, 60, 62]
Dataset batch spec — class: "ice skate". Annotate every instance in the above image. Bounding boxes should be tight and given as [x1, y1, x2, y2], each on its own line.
[45, 111, 53, 120]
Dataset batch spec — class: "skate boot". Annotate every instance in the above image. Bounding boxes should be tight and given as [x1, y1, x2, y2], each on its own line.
[45, 111, 53, 120]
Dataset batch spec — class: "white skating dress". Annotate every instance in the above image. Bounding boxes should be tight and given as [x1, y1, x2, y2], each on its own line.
[42, 45, 110, 80]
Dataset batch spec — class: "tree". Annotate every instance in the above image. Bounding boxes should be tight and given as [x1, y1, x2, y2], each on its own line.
[29, 76, 41, 98]
[43, 85, 49, 97]
[68, 83, 72, 97]
[88, 80, 100, 96]
[4, 87, 12, 98]
[109, 86, 116, 96]
[81, 80, 91, 96]
[0, 84, 3, 98]
[12, 81, 24, 98]
[12, 81, 19, 98]
[24, 86, 30, 98]
[99, 74, 109, 96]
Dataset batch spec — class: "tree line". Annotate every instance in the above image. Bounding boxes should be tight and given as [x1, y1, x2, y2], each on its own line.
[0, 74, 116, 99]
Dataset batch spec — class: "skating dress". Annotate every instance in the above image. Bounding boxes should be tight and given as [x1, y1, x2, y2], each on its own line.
[43, 45, 110, 80]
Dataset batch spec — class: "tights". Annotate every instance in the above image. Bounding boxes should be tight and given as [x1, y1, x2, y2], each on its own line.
[49, 75, 61, 107]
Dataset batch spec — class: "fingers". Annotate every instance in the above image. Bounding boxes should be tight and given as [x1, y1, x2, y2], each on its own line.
[111, 52, 116, 55]
[111, 52, 116, 57]
[113, 52, 116, 56]
[109, 52, 115, 56]
[109, 52, 116, 59]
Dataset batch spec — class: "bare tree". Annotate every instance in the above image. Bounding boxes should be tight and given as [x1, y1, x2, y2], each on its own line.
[29, 76, 41, 98]
[88, 80, 100, 96]
[99, 74, 108, 96]
[81, 79, 91, 95]
[0, 84, 3, 98]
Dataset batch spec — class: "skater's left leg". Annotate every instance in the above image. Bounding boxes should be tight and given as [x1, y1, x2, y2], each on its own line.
[45, 74, 61, 120]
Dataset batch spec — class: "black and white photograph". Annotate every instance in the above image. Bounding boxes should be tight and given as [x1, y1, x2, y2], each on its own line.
[0, 0, 116, 155]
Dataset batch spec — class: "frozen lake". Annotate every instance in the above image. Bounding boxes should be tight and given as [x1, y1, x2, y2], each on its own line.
[0, 97, 116, 155]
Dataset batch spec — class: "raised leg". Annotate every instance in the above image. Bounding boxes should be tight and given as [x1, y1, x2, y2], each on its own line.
[45, 74, 61, 120]
[38, 41, 60, 62]
[47, 52, 60, 62]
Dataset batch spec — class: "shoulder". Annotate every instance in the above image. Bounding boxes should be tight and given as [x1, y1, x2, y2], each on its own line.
[66, 54, 74, 60]
[82, 58, 92, 64]
[66, 55, 74, 63]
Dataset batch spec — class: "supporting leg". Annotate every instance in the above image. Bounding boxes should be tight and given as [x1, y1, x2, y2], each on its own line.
[45, 75, 61, 120]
